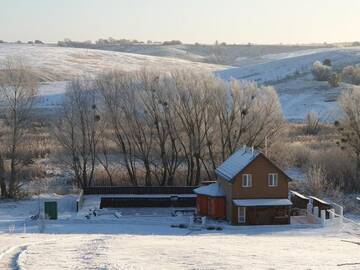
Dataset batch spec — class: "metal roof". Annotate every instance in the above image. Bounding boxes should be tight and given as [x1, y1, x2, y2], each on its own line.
[215, 147, 261, 181]
[193, 183, 225, 197]
[289, 190, 309, 200]
[233, 199, 292, 207]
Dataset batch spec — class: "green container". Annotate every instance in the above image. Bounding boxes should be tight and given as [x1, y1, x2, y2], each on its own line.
[44, 201, 58, 220]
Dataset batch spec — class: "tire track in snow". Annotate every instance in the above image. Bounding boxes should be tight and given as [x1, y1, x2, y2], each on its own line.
[0, 244, 28, 270]
[0, 239, 57, 270]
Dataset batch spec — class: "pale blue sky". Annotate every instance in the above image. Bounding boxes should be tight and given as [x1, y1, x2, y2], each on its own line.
[1, 0, 359, 44]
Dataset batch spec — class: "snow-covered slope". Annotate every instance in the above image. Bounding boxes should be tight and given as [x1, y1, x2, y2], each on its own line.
[218, 47, 360, 83]
[218, 47, 360, 121]
[0, 44, 227, 81]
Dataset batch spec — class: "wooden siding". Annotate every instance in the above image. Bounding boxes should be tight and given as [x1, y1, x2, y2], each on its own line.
[218, 178, 233, 223]
[208, 197, 226, 219]
[196, 195, 209, 216]
[231, 155, 289, 200]
[232, 205, 290, 225]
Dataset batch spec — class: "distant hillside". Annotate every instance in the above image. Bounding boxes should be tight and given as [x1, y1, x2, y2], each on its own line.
[56, 42, 329, 66]
[217, 47, 360, 121]
[0, 44, 228, 81]
[1, 43, 360, 122]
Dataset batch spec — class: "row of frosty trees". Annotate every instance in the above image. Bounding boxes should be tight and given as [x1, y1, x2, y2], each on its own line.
[0, 57, 360, 197]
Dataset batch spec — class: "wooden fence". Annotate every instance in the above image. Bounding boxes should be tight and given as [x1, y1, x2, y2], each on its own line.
[83, 186, 197, 195]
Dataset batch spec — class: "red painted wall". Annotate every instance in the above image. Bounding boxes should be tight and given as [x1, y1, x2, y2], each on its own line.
[196, 195, 208, 216]
[208, 197, 226, 219]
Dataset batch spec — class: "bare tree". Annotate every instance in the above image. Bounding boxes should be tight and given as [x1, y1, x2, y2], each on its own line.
[336, 87, 360, 190]
[96, 71, 139, 186]
[54, 78, 102, 188]
[94, 69, 283, 187]
[0, 57, 38, 198]
[211, 80, 283, 163]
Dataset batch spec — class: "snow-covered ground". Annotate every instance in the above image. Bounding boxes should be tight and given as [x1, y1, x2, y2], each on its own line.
[0, 44, 228, 81]
[218, 47, 360, 121]
[1, 231, 360, 270]
[0, 194, 359, 269]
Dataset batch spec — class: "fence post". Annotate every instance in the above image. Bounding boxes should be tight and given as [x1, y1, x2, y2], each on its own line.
[306, 203, 313, 215]
[189, 216, 194, 226]
[313, 206, 319, 218]
[321, 210, 326, 226]
[201, 216, 207, 226]
[338, 205, 343, 224]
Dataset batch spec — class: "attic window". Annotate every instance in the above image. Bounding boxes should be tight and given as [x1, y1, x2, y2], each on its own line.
[242, 174, 252, 187]
[268, 173, 278, 187]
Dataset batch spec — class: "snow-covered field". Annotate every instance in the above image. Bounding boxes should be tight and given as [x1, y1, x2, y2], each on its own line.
[218, 47, 360, 121]
[0, 194, 359, 269]
[1, 231, 360, 270]
[0, 44, 227, 81]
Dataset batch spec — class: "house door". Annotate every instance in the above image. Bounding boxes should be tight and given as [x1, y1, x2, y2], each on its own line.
[238, 207, 246, 224]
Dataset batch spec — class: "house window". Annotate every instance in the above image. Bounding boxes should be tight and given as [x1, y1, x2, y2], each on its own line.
[242, 174, 252, 187]
[268, 173, 278, 187]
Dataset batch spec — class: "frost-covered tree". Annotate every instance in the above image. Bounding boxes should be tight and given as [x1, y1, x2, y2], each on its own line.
[0, 57, 38, 198]
[54, 78, 103, 188]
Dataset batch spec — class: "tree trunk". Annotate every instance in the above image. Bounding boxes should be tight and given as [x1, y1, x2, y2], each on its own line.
[356, 152, 360, 191]
[0, 155, 7, 198]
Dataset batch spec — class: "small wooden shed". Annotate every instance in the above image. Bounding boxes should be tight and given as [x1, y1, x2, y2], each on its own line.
[194, 183, 226, 220]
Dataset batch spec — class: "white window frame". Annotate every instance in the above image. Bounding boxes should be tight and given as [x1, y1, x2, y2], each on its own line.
[238, 207, 246, 224]
[242, 174, 252, 187]
[268, 173, 278, 187]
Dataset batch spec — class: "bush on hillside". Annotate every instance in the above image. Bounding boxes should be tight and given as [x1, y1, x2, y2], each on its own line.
[328, 72, 340, 87]
[312, 61, 332, 81]
[305, 112, 320, 135]
[162, 40, 182, 46]
[323, 59, 332, 67]
[342, 65, 360, 85]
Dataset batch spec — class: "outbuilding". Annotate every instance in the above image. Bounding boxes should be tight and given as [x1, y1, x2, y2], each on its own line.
[194, 182, 226, 219]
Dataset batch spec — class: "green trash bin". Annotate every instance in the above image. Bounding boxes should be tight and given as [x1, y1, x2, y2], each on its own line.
[44, 201, 58, 220]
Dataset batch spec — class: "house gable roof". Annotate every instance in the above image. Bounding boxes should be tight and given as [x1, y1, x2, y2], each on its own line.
[215, 147, 292, 182]
[215, 147, 260, 181]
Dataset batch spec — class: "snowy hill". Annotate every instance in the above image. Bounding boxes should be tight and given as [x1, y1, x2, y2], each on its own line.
[0, 44, 228, 81]
[0, 44, 228, 109]
[1, 44, 360, 121]
[217, 47, 360, 121]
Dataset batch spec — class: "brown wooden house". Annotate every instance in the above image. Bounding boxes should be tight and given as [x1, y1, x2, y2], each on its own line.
[194, 147, 292, 225]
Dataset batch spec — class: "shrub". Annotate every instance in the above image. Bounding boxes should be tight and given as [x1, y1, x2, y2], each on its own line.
[312, 61, 332, 81]
[305, 112, 320, 135]
[162, 40, 182, 46]
[328, 72, 340, 87]
[342, 65, 360, 85]
[323, 59, 332, 67]
[304, 165, 327, 196]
